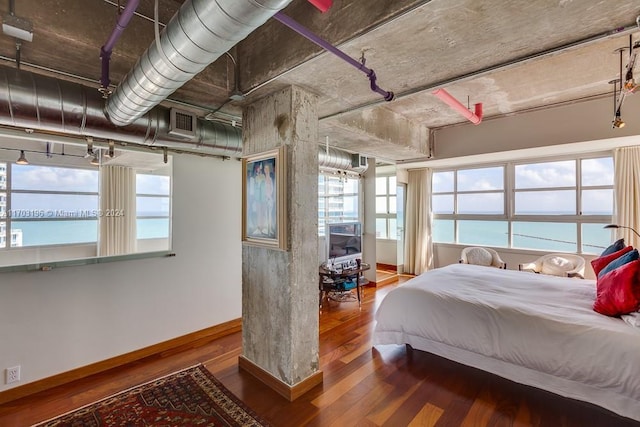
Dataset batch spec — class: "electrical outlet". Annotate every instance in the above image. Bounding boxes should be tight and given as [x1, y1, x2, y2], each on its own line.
[6, 366, 20, 384]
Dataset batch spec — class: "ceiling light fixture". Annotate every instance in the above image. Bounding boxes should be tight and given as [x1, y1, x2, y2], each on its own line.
[611, 36, 639, 128]
[611, 47, 627, 129]
[16, 150, 28, 165]
[613, 112, 625, 129]
[2, 9, 33, 42]
[623, 38, 640, 93]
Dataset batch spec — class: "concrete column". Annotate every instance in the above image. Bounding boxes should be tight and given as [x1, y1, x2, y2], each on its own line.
[239, 86, 322, 401]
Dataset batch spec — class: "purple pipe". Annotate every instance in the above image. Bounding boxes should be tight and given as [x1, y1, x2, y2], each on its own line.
[273, 12, 394, 101]
[100, 0, 140, 90]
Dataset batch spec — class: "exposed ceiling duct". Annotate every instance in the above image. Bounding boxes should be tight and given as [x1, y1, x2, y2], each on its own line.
[105, 0, 294, 127]
[0, 65, 242, 157]
[319, 146, 368, 174]
[0, 64, 369, 169]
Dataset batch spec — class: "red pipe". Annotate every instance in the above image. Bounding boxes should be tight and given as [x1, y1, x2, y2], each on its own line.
[432, 88, 483, 125]
[307, 0, 332, 12]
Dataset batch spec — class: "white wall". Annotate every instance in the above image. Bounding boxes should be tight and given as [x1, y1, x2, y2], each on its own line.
[432, 95, 640, 161]
[0, 155, 242, 392]
[375, 239, 397, 266]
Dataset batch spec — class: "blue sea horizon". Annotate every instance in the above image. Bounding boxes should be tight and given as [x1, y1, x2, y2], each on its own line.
[9, 218, 169, 247]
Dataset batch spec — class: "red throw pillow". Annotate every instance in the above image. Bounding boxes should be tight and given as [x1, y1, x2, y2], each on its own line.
[593, 259, 640, 316]
[591, 246, 634, 276]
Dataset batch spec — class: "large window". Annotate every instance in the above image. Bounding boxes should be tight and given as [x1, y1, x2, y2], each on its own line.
[7, 164, 99, 247]
[375, 175, 397, 239]
[432, 155, 614, 254]
[0, 147, 173, 268]
[318, 172, 359, 236]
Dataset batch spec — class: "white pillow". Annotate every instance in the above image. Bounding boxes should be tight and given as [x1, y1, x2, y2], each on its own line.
[541, 256, 574, 276]
[465, 247, 493, 266]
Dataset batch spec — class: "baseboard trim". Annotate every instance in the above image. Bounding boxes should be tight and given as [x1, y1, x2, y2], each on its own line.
[0, 318, 242, 405]
[238, 355, 323, 401]
[376, 263, 397, 272]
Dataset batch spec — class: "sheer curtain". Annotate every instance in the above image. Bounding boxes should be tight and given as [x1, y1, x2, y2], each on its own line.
[99, 165, 137, 256]
[613, 146, 640, 247]
[403, 168, 433, 275]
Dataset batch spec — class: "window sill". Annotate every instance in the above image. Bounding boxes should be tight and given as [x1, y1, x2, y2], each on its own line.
[0, 250, 176, 273]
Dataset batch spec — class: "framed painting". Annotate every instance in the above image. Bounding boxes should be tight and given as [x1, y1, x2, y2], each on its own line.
[242, 146, 287, 249]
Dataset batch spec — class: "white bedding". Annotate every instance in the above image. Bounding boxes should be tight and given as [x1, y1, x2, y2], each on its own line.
[373, 263, 640, 421]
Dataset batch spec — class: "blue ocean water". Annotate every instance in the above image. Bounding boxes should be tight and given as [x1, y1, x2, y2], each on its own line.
[433, 219, 612, 255]
[10, 219, 169, 247]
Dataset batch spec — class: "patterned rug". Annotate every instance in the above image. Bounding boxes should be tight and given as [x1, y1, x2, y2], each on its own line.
[34, 364, 269, 426]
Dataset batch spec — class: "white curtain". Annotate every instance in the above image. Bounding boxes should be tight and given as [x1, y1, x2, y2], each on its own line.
[99, 165, 137, 256]
[613, 146, 640, 247]
[403, 168, 433, 275]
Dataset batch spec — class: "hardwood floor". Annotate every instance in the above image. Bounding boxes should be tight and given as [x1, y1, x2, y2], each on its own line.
[1, 275, 638, 427]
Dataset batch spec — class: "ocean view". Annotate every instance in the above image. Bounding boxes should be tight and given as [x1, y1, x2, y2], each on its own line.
[10, 218, 169, 247]
[433, 220, 612, 255]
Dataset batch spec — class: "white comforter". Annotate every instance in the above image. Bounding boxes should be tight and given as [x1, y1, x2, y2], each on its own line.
[373, 263, 640, 421]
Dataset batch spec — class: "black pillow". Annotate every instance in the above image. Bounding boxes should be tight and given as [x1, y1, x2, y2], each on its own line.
[601, 238, 625, 256]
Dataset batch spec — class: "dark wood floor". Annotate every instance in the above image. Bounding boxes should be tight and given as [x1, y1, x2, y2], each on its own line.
[1, 273, 639, 427]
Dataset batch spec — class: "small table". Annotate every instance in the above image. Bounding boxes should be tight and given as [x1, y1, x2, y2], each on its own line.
[318, 262, 371, 307]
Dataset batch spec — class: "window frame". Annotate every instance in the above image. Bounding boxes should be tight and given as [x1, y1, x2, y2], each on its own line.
[0, 148, 174, 269]
[318, 171, 361, 236]
[375, 174, 397, 240]
[135, 172, 172, 242]
[431, 152, 614, 254]
[3, 162, 100, 250]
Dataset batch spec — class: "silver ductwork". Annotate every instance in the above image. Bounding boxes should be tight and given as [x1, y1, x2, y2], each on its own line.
[105, 0, 294, 127]
[0, 65, 241, 156]
[319, 146, 369, 174]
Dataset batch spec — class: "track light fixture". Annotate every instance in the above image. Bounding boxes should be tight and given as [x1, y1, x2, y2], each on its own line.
[611, 36, 639, 128]
[623, 39, 640, 93]
[613, 110, 625, 129]
[16, 150, 28, 165]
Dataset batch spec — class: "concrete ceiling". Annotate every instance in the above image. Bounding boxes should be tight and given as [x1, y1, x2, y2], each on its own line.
[1, 0, 639, 163]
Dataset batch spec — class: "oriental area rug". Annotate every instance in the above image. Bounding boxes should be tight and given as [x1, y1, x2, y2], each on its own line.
[34, 364, 270, 427]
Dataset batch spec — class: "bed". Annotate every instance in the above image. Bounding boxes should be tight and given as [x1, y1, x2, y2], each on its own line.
[373, 263, 640, 421]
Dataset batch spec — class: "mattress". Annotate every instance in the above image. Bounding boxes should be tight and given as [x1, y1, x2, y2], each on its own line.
[373, 263, 640, 421]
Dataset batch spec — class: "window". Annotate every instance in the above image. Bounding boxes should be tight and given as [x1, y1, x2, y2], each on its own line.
[9, 164, 99, 247]
[375, 175, 397, 239]
[136, 174, 171, 241]
[432, 155, 614, 254]
[318, 172, 360, 236]
[0, 145, 173, 268]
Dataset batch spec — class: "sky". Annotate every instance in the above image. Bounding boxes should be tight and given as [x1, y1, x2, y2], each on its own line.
[5, 165, 170, 218]
[431, 157, 614, 215]
[2, 158, 615, 218]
